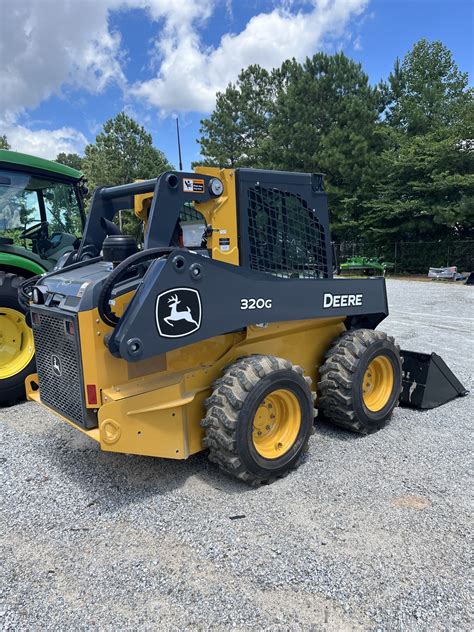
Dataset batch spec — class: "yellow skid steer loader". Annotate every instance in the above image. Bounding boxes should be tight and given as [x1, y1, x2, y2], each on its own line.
[20, 168, 466, 484]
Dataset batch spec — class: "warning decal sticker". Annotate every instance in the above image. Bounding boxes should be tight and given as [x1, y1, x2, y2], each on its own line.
[183, 178, 205, 193]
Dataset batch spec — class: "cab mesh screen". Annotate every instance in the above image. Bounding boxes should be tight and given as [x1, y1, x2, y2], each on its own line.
[247, 186, 328, 278]
[180, 203, 205, 222]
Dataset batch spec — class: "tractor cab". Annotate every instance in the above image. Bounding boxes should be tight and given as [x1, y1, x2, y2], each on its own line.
[0, 149, 86, 405]
[0, 150, 86, 273]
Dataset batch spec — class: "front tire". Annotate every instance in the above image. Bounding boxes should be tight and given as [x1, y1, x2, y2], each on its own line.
[202, 355, 315, 485]
[0, 272, 36, 406]
[318, 329, 402, 434]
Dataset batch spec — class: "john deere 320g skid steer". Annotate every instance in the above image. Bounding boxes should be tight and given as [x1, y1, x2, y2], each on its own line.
[21, 168, 465, 485]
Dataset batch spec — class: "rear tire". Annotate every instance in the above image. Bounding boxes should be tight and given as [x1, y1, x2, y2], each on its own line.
[317, 329, 402, 434]
[0, 272, 36, 406]
[202, 355, 316, 485]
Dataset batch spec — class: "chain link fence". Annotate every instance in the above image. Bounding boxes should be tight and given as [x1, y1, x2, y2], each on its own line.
[333, 240, 474, 274]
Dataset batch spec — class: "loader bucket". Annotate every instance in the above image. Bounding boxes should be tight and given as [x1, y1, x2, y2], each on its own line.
[399, 350, 468, 409]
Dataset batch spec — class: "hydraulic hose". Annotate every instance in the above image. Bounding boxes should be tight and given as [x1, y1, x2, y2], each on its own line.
[18, 275, 42, 312]
[97, 247, 176, 327]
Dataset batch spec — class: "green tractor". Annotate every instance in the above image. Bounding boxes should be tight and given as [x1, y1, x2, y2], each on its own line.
[0, 150, 86, 405]
[339, 256, 389, 278]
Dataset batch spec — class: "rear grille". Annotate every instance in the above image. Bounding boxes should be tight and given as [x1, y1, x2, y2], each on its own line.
[32, 310, 87, 427]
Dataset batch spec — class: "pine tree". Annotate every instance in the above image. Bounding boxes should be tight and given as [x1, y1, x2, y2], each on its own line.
[0, 135, 11, 150]
[83, 112, 173, 237]
[367, 39, 474, 242]
[197, 64, 286, 167]
[83, 112, 172, 190]
[266, 52, 384, 240]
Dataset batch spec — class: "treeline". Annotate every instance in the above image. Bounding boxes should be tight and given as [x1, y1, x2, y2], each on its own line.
[196, 39, 473, 243]
[1, 39, 472, 245]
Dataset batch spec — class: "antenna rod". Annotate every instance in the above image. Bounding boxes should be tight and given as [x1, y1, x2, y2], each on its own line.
[176, 116, 183, 171]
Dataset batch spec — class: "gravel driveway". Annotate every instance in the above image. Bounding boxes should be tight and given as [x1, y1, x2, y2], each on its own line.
[1, 279, 473, 631]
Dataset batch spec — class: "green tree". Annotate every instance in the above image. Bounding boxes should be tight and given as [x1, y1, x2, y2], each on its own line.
[83, 112, 173, 237]
[0, 135, 10, 150]
[367, 40, 474, 242]
[197, 84, 245, 167]
[265, 52, 385, 240]
[197, 64, 290, 167]
[387, 38, 471, 134]
[56, 152, 84, 171]
[196, 41, 473, 246]
[83, 112, 172, 190]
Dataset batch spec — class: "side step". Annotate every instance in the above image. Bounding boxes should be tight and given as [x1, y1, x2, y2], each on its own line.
[399, 350, 469, 409]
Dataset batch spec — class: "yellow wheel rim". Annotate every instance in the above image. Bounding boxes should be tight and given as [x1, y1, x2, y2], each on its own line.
[0, 307, 35, 380]
[362, 355, 394, 412]
[252, 388, 301, 459]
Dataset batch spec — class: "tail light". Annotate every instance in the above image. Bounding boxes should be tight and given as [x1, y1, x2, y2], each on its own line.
[86, 384, 98, 406]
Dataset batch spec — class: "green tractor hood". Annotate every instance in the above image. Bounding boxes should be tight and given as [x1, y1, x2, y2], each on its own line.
[0, 149, 82, 181]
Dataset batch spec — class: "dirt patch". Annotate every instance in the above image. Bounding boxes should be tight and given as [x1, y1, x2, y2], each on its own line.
[391, 495, 432, 510]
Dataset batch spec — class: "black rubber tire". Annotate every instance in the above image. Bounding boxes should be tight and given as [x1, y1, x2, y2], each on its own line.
[202, 355, 316, 485]
[317, 329, 402, 434]
[0, 272, 36, 406]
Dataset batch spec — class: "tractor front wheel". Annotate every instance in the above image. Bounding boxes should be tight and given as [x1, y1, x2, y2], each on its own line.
[202, 355, 315, 485]
[318, 329, 402, 434]
[0, 272, 36, 406]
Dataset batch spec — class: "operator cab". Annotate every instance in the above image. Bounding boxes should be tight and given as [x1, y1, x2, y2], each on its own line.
[0, 169, 85, 265]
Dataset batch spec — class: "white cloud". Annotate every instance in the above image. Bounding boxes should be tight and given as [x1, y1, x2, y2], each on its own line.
[0, 0, 125, 121]
[132, 0, 369, 113]
[0, 0, 215, 156]
[0, 0, 369, 153]
[2, 124, 88, 159]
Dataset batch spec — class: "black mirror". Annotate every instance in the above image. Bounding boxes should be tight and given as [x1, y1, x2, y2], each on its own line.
[79, 177, 89, 197]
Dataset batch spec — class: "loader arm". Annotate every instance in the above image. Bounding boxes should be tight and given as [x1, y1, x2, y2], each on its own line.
[77, 172, 222, 260]
[107, 249, 388, 362]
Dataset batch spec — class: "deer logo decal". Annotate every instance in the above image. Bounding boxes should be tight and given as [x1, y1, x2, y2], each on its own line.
[51, 354, 62, 377]
[164, 293, 199, 328]
[156, 288, 202, 338]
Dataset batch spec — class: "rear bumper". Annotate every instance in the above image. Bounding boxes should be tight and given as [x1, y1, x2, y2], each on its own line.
[25, 372, 201, 459]
[26, 373, 100, 442]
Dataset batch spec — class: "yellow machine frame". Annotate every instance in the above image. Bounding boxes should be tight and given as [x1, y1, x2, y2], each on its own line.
[26, 166, 348, 460]
[27, 313, 345, 459]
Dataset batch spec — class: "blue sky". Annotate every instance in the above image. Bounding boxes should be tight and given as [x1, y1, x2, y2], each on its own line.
[1, 0, 472, 169]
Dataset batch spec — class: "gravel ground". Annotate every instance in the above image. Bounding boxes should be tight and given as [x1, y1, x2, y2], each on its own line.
[1, 279, 473, 631]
